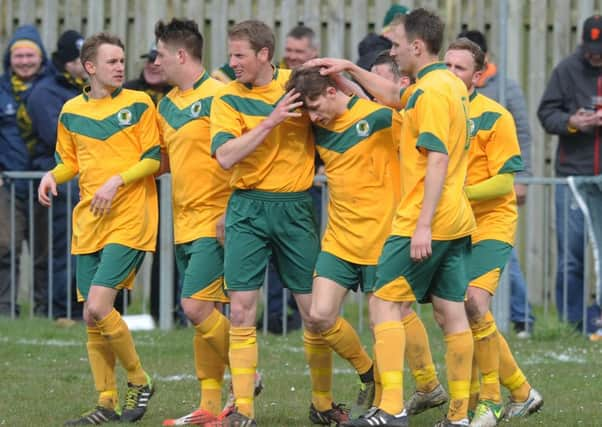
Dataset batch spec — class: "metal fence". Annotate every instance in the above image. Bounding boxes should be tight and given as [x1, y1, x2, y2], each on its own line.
[1, 171, 600, 336]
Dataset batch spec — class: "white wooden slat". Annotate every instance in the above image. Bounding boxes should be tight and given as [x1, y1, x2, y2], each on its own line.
[41, 0, 58, 52]
[506, 0, 523, 83]
[63, 0, 82, 32]
[302, 0, 321, 53]
[86, 0, 105, 35]
[18, 0, 36, 25]
[257, 0, 275, 26]
[210, 0, 228, 72]
[279, 0, 298, 60]
[232, 0, 252, 22]
[110, 0, 128, 37]
[185, 0, 206, 26]
[349, 0, 368, 63]
[326, 0, 344, 58]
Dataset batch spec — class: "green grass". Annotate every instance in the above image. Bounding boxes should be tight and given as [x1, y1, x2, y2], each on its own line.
[1, 306, 601, 427]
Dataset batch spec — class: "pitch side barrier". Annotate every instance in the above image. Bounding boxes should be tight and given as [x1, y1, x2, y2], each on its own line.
[1, 172, 599, 337]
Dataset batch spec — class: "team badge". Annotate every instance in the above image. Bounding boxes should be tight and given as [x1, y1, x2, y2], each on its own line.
[356, 119, 370, 137]
[117, 109, 132, 125]
[468, 119, 476, 137]
[190, 101, 202, 118]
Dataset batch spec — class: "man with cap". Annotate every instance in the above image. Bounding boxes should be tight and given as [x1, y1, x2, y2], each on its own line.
[0, 24, 51, 317]
[25, 30, 86, 320]
[538, 15, 602, 330]
[124, 44, 171, 105]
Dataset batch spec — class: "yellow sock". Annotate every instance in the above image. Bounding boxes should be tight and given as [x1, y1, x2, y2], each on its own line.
[194, 311, 229, 415]
[304, 329, 333, 412]
[96, 309, 146, 386]
[373, 357, 382, 407]
[229, 326, 257, 418]
[86, 326, 118, 409]
[470, 312, 501, 403]
[374, 321, 404, 415]
[322, 316, 373, 377]
[498, 332, 530, 401]
[402, 312, 438, 392]
[469, 353, 480, 411]
[198, 308, 230, 365]
[444, 330, 473, 422]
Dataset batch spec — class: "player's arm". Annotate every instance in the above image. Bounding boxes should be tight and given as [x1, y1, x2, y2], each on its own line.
[212, 89, 303, 170]
[412, 151, 448, 262]
[306, 58, 403, 109]
[465, 173, 514, 201]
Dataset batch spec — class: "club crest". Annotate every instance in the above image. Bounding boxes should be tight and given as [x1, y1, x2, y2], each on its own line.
[356, 119, 370, 137]
[117, 109, 132, 125]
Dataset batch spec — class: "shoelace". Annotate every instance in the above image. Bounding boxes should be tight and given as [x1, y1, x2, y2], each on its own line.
[124, 386, 142, 408]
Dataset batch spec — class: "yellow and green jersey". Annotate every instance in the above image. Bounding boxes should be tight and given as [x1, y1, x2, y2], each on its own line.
[158, 72, 231, 244]
[467, 91, 524, 245]
[55, 87, 160, 254]
[315, 96, 401, 264]
[210, 68, 314, 192]
[394, 62, 475, 239]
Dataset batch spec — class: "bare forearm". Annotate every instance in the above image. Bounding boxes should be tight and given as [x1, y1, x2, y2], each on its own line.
[417, 152, 448, 227]
[215, 121, 274, 169]
[346, 63, 403, 108]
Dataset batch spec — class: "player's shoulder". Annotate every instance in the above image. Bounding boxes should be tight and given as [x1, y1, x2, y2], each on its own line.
[120, 88, 156, 107]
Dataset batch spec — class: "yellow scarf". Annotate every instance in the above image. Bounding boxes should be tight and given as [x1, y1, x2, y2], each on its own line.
[11, 73, 36, 154]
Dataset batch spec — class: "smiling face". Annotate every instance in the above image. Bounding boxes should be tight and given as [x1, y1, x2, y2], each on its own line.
[228, 38, 268, 84]
[10, 46, 42, 81]
[283, 36, 317, 69]
[84, 43, 125, 89]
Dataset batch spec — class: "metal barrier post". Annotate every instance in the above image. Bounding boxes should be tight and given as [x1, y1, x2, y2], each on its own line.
[66, 180, 73, 319]
[158, 176, 174, 330]
[562, 185, 569, 323]
[28, 180, 35, 317]
[10, 181, 17, 319]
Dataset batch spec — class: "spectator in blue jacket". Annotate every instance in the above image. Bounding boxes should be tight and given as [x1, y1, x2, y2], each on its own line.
[27, 30, 86, 319]
[0, 25, 51, 317]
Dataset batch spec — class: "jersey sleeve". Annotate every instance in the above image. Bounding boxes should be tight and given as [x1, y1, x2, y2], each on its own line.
[413, 89, 451, 154]
[487, 111, 524, 176]
[210, 90, 243, 156]
[55, 111, 79, 175]
[137, 99, 161, 161]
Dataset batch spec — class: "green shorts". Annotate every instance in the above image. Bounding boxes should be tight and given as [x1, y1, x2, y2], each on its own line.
[176, 237, 228, 302]
[76, 243, 146, 301]
[314, 251, 377, 293]
[469, 239, 513, 294]
[374, 235, 471, 304]
[224, 189, 320, 294]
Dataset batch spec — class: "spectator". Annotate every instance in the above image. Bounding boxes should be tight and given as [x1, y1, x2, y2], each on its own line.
[460, 29, 536, 337]
[538, 15, 602, 329]
[0, 24, 51, 317]
[27, 30, 86, 320]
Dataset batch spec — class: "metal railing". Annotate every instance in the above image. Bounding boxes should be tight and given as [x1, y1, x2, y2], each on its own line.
[1, 171, 600, 336]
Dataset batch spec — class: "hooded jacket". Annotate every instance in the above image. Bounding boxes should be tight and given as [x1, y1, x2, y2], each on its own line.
[538, 46, 602, 176]
[0, 25, 50, 178]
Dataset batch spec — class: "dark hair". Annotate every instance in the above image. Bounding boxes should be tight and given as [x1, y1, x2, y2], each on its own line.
[81, 32, 124, 66]
[287, 25, 317, 48]
[155, 18, 204, 62]
[448, 37, 486, 71]
[404, 8, 444, 55]
[228, 20, 275, 60]
[457, 29, 488, 54]
[372, 49, 401, 79]
[285, 66, 336, 101]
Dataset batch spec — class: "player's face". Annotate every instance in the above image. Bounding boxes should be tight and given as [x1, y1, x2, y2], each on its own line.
[228, 38, 268, 84]
[85, 43, 125, 89]
[388, 24, 413, 75]
[284, 36, 317, 69]
[444, 49, 477, 90]
[154, 40, 177, 85]
[371, 63, 399, 84]
[304, 90, 337, 126]
[10, 46, 42, 81]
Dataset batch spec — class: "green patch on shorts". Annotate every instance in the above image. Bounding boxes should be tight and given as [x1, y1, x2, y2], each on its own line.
[469, 239, 513, 281]
[76, 243, 146, 301]
[314, 251, 377, 293]
[224, 189, 320, 294]
[375, 235, 471, 303]
[176, 237, 224, 298]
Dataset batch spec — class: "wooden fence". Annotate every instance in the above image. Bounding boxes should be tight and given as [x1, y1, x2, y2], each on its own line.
[1, 0, 601, 304]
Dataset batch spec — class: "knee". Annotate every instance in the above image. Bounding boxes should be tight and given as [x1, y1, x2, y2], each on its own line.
[432, 309, 445, 329]
[465, 296, 486, 325]
[85, 302, 109, 323]
[308, 306, 336, 333]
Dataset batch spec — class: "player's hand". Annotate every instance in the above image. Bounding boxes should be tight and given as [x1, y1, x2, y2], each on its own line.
[90, 175, 123, 216]
[38, 172, 58, 207]
[305, 58, 353, 76]
[264, 89, 303, 129]
[514, 183, 527, 205]
[216, 214, 226, 246]
[411, 224, 432, 262]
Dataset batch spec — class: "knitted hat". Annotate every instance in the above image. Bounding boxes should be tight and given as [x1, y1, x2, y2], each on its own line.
[55, 30, 84, 64]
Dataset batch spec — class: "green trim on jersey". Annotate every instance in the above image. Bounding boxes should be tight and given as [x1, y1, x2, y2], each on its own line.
[416, 132, 448, 154]
[220, 94, 275, 116]
[347, 95, 360, 109]
[82, 86, 122, 101]
[59, 102, 149, 140]
[313, 108, 393, 154]
[417, 62, 447, 79]
[158, 96, 212, 131]
[498, 155, 524, 174]
[470, 111, 502, 136]
[54, 152, 63, 164]
[469, 89, 478, 102]
[211, 131, 236, 155]
[141, 145, 161, 161]
[405, 88, 423, 110]
[193, 71, 210, 89]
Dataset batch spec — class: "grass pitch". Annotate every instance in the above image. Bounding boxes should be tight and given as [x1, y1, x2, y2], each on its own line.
[1, 306, 601, 426]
